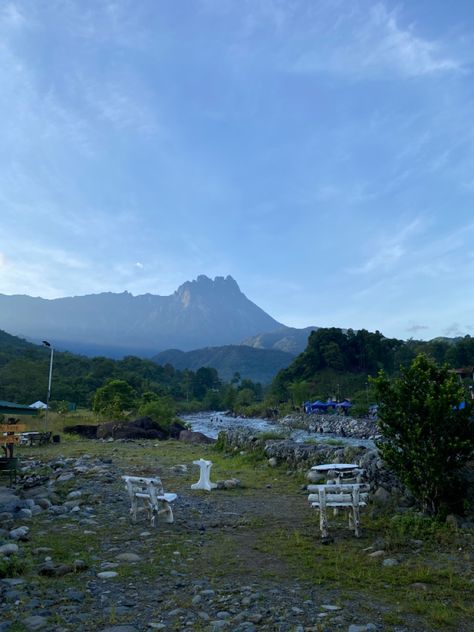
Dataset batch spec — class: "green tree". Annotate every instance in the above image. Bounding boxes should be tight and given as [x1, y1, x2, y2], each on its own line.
[93, 379, 136, 418]
[138, 395, 176, 430]
[371, 354, 474, 516]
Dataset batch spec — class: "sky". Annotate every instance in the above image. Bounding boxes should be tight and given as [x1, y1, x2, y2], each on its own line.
[1, 0, 474, 342]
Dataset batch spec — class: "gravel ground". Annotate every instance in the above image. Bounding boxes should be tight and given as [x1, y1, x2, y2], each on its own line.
[1, 445, 473, 632]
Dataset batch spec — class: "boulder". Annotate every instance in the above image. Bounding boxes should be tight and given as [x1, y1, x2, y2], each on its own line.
[63, 424, 98, 438]
[168, 420, 188, 439]
[97, 417, 168, 440]
[179, 430, 215, 445]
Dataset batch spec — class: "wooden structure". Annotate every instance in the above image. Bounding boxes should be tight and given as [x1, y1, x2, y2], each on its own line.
[0, 420, 26, 485]
[308, 483, 369, 538]
[122, 475, 177, 527]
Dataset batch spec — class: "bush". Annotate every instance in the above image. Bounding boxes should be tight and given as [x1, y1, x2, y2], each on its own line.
[137, 396, 176, 432]
[372, 354, 474, 517]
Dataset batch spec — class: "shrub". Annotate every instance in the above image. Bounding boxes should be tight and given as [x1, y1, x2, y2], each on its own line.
[371, 354, 474, 517]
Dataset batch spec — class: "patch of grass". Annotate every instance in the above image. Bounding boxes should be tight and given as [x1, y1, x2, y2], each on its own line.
[254, 526, 474, 629]
[386, 511, 456, 547]
[0, 554, 29, 578]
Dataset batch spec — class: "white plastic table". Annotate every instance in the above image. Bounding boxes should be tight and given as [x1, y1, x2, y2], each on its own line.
[311, 463, 358, 472]
[311, 463, 364, 485]
[191, 458, 217, 492]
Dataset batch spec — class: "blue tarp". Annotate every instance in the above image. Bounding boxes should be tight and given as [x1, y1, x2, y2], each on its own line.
[304, 399, 353, 414]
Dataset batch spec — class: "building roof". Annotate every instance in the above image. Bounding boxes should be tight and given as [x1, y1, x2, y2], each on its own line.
[0, 400, 38, 415]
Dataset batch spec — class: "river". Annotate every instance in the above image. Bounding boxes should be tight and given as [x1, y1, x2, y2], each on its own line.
[180, 412, 374, 447]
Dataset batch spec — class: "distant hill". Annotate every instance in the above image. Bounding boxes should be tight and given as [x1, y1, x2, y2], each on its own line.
[240, 326, 318, 355]
[0, 275, 283, 357]
[152, 345, 295, 384]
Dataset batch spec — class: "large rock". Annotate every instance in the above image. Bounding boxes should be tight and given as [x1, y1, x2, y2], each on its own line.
[179, 430, 215, 444]
[63, 424, 99, 438]
[97, 417, 168, 440]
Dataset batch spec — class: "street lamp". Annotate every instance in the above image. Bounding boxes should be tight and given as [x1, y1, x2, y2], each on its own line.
[42, 340, 54, 431]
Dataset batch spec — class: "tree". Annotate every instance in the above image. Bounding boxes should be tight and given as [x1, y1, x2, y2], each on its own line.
[93, 379, 136, 418]
[138, 395, 176, 430]
[371, 354, 474, 517]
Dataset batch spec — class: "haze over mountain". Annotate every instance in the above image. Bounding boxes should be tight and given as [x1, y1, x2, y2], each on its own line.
[152, 345, 295, 385]
[241, 326, 319, 355]
[0, 275, 287, 357]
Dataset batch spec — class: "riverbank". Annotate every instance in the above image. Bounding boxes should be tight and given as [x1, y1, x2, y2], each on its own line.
[277, 412, 379, 440]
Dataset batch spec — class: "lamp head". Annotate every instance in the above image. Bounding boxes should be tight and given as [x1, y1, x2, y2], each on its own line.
[42, 340, 50, 347]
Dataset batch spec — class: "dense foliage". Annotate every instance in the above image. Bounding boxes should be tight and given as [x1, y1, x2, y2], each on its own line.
[372, 355, 474, 517]
[271, 328, 474, 405]
[2, 327, 474, 418]
[0, 330, 264, 414]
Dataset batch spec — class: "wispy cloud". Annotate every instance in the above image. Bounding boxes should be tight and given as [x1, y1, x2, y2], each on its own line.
[350, 217, 425, 275]
[287, 2, 463, 79]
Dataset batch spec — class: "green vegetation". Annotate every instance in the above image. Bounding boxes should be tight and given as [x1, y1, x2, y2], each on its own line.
[371, 354, 474, 517]
[2, 327, 474, 422]
[271, 327, 474, 406]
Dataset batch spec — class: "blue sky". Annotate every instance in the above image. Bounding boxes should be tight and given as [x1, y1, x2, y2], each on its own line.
[1, 0, 474, 341]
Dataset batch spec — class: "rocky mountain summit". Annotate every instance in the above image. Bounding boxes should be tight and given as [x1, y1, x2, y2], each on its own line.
[0, 276, 284, 357]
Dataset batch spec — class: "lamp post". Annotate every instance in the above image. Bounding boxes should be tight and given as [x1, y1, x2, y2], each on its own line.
[42, 340, 54, 431]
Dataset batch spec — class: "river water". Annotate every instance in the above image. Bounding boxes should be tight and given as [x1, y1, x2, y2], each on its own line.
[180, 412, 374, 448]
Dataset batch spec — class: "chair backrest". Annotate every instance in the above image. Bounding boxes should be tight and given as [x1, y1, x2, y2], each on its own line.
[122, 475, 165, 497]
[308, 483, 369, 507]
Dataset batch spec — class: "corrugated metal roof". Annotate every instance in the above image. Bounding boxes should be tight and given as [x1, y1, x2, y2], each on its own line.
[0, 401, 37, 415]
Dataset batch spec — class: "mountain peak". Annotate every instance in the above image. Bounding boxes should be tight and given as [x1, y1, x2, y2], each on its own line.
[0, 275, 282, 355]
[177, 275, 241, 296]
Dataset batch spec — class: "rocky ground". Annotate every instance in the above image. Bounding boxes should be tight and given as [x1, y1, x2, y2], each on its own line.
[277, 414, 379, 441]
[1, 439, 473, 632]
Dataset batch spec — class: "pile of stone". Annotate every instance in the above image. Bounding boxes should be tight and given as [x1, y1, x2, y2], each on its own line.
[279, 413, 379, 440]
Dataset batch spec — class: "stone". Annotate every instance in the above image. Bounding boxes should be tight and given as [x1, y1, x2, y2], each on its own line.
[306, 470, 325, 483]
[35, 498, 51, 510]
[9, 526, 29, 540]
[97, 571, 118, 579]
[57, 472, 75, 482]
[115, 552, 141, 562]
[22, 615, 48, 630]
[382, 558, 399, 567]
[0, 543, 19, 556]
[348, 625, 377, 632]
[67, 490, 82, 499]
[373, 486, 391, 504]
[17, 508, 33, 520]
[268, 457, 278, 467]
[99, 627, 139, 632]
[368, 550, 385, 558]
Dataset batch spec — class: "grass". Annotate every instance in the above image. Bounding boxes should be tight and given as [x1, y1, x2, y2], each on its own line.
[7, 433, 474, 631]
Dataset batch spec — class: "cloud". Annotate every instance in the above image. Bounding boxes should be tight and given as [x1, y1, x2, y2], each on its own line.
[1, 2, 26, 29]
[289, 2, 463, 79]
[406, 324, 429, 334]
[350, 217, 424, 275]
[443, 323, 465, 338]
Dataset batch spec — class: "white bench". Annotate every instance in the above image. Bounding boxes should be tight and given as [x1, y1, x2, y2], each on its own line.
[122, 475, 177, 527]
[308, 483, 369, 538]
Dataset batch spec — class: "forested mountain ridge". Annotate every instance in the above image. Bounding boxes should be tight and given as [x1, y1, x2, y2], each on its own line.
[152, 345, 294, 384]
[0, 330, 223, 408]
[0, 275, 283, 357]
[271, 327, 474, 402]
